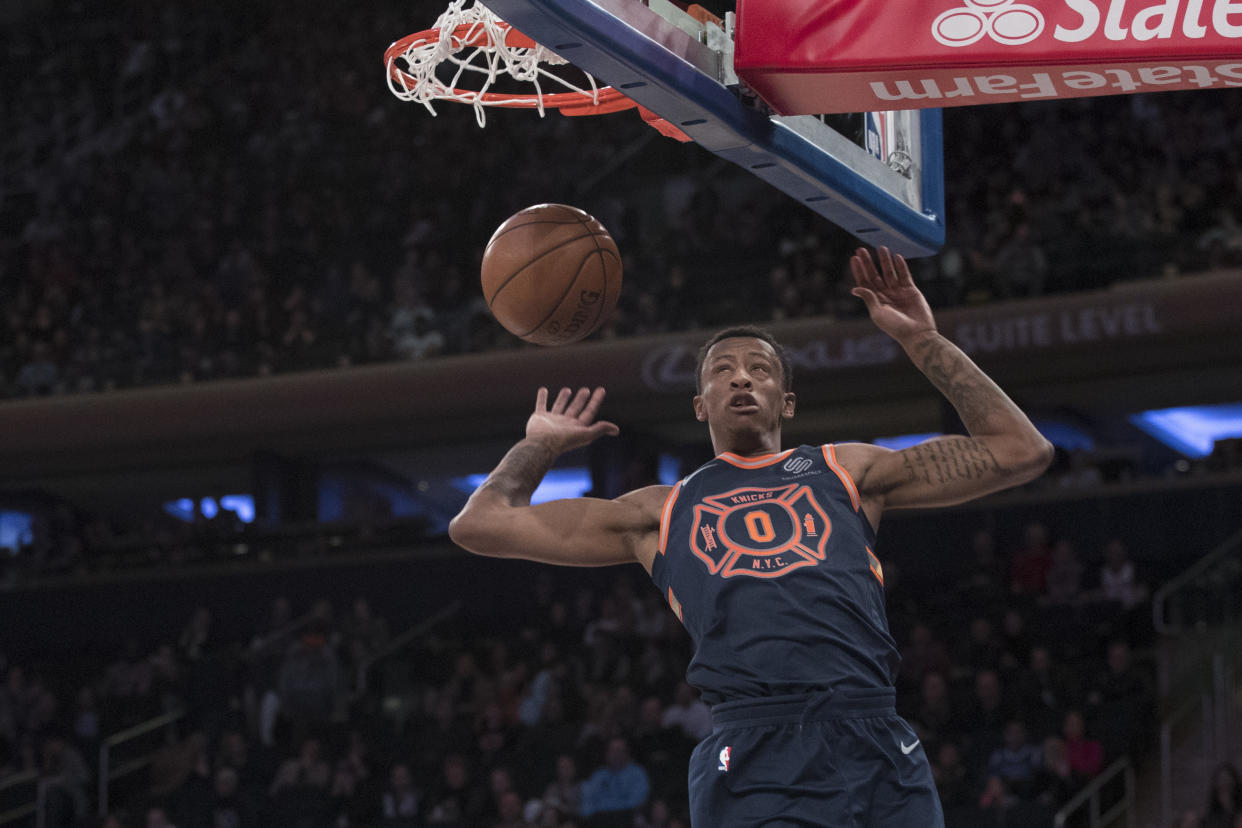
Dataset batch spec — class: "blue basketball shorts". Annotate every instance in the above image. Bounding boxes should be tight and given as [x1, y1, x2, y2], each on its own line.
[688, 688, 944, 828]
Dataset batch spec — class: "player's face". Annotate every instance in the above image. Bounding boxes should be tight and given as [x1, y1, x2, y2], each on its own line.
[693, 337, 795, 434]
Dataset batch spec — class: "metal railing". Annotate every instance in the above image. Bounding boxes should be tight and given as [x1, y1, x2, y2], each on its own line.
[1054, 757, 1135, 828]
[97, 709, 185, 816]
[1159, 687, 1220, 828]
[0, 770, 38, 827]
[349, 600, 461, 703]
[1153, 527, 1242, 636]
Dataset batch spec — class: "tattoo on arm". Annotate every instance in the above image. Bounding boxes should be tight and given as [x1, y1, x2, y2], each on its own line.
[909, 334, 1020, 434]
[478, 441, 559, 505]
[901, 437, 1008, 487]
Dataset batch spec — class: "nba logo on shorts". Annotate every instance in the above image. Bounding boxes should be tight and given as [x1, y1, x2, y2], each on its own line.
[718, 746, 732, 771]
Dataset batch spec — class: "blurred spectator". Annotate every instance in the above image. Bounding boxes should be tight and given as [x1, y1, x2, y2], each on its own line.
[999, 609, 1031, 676]
[380, 763, 421, 827]
[40, 733, 90, 828]
[912, 671, 957, 747]
[341, 597, 390, 693]
[1030, 737, 1075, 809]
[146, 806, 178, 828]
[1085, 640, 1154, 761]
[1043, 540, 1085, 605]
[492, 788, 534, 828]
[899, 623, 954, 690]
[276, 622, 342, 727]
[1061, 709, 1103, 782]
[1204, 763, 1242, 828]
[423, 752, 487, 826]
[1010, 523, 1053, 597]
[932, 741, 971, 814]
[659, 682, 710, 742]
[1019, 647, 1078, 740]
[207, 765, 257, 828]
[958, 529, 1006, 608]
[962, 616, 1004, 674]
[986, 720, 1043, 799]
[541, 754, 582, 821]
[1097, 538, 1148, 609]
[580, 736, 650, 826]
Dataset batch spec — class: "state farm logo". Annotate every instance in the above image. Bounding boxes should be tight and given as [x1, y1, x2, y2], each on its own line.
[933, 0, 1044, 46]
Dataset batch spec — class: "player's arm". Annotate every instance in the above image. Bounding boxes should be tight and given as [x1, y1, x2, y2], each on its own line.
[840, 248, 1054, 516]
[448, 387, 664, 572]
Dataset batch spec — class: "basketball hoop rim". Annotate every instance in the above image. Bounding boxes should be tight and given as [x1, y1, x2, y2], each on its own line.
[384, 20, 636, 114]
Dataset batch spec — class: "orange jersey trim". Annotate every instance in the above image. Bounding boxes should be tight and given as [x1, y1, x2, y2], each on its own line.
[667, 586, 684, 621]
[657, 481, 682, 555]
[822, 444, 861, 512]
[867, 546, 885, 586]
[717, 449, 796, 469]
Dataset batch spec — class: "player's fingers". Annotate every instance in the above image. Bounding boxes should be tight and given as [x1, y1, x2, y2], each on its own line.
[580, 387, 607, 422]
[535, 386, 548, 412]
[588, 420, 621, 439]
[551, 387, 573, 414]
[895, 253, 915, 287]
[849, 254, 867, 287]
[851, 287, 880, 312]
[565, 386, 592, 418]
[877, 246, 897, 288]
[858, 248, 887, 293]
[850, 248, 876, 285]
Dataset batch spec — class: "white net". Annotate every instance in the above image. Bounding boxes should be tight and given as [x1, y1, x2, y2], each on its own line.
[385, 0, 612, 126]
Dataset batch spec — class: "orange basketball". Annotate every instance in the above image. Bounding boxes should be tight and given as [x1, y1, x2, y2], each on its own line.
[480, 204, 622, 346]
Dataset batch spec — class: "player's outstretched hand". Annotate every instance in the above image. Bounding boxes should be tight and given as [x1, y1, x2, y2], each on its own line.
[850, 246, 937, 344]
[526, 387, 620, 454]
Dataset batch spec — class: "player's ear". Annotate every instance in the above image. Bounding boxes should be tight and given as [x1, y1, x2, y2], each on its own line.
[781, 392, 796, 419]
[693, 394, 707, 422]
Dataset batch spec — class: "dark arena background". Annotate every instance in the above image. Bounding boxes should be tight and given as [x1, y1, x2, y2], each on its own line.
[2, 1, 1241, 827]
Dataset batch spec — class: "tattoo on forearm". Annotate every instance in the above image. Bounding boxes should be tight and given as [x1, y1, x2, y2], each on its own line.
[902, 437, 1008, 486]
[910, 335, 1015, 433]
[479, 441, 558, 505]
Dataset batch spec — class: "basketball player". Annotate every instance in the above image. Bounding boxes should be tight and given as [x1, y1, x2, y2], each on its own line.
[450, 247, 1053, 827]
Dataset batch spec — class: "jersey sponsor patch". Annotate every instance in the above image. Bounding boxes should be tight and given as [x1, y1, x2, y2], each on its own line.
[690, 485, 832, 578]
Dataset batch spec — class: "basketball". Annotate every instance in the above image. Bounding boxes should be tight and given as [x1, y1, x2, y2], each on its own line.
[480, 203, 622, 346]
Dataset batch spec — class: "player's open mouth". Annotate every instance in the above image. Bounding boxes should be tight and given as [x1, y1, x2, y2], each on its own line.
[729, 394, 759, 413]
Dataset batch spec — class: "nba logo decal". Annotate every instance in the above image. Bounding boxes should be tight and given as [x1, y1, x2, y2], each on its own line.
[718, 746, 731, 771]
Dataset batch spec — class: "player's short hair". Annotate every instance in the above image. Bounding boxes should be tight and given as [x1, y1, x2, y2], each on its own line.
[695, 325, 793, 393]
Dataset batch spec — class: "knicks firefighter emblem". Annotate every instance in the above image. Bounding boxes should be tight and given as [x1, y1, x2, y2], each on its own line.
[691, 485, 832, 578]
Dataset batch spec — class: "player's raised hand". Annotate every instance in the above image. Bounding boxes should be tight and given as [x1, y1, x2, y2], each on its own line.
[850, 246, 937, 344]
[526, 386, 620, 454]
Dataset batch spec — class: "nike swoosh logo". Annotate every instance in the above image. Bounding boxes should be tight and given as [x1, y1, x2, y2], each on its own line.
[900, 740, 919, 755]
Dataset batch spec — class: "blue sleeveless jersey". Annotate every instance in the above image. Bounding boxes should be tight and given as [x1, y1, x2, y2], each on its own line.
[650, 445, 900, 706]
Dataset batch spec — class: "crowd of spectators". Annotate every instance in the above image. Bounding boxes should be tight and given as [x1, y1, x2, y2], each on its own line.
[2, 0, 1242, 399]
[0, 517, 1178, 828]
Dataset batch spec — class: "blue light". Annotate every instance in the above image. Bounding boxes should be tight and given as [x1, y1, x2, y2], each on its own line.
[454, 468, 593, 504]
[219, 495, 255, 523]
[1130, 404, 1242, 458]
[163, 495, 255, 523]
[0, 511, 33, 553]
[658, 454, 681, 486]
[873, 432, 942, 450]
[164, 498, 196, 522]
[1033, 420, 1095, 452]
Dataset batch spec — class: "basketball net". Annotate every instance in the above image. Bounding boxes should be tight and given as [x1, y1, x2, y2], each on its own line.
[384, 0, 691, 140]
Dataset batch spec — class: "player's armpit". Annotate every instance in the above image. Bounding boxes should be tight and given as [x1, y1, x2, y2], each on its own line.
[840, 435, 1052, 512]
[448, 484, 667, 572]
